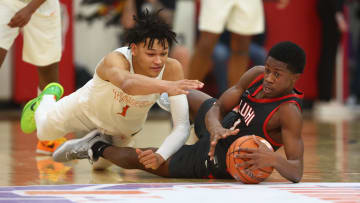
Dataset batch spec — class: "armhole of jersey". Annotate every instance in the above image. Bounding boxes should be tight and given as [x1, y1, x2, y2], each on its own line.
[262, 100, 301, 148]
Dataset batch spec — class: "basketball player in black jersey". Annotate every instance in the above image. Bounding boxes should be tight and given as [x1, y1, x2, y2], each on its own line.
[55, 41, 306, 183]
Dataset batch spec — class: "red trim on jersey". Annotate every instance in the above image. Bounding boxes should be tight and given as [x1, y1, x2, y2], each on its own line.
[248, 89, 304, 103]
[247, 74, 264, 89]
[262, 101, 302, 147]
[252, 84, 263, 97]
[246, 73, 304, 103]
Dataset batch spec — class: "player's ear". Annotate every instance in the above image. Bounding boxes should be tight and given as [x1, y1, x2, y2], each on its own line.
[130, 43, 137, 56]
[292, 73, 301, 83]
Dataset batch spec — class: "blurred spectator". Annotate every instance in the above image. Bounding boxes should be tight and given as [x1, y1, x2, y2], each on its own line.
[347, 0, 360, 105]
[212, 31, 267, 97]
[316, 0, 348, 103]
[186, 0, 289, 89]
[0, 0, 66, 155]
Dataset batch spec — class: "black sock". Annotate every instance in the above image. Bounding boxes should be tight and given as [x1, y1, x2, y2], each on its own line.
[91, 141, 111, 158]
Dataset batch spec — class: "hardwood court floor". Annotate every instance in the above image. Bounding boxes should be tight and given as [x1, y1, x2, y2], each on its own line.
[0, 109, 359, 186]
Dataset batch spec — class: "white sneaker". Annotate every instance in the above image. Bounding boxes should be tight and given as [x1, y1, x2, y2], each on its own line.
[52, 130, 110, 163]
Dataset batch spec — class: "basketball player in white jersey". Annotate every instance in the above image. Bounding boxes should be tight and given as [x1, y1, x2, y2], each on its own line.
[21, 9, 203, 170]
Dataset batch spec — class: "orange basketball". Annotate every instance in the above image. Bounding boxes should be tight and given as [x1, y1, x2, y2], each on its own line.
[226, 135, 274, 184]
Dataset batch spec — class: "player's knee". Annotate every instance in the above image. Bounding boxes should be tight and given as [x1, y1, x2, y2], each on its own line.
[37, 123, 59, 141]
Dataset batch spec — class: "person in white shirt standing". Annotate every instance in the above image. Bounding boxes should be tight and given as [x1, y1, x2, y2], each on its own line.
[21, 9, 203, 170]
[0, 0, 65, 155]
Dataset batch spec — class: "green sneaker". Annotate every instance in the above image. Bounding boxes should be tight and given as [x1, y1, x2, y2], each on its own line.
[20, 83, 64, 134]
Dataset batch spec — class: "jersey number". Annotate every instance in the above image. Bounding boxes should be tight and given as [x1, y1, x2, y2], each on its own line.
[118, 105, 130, 117]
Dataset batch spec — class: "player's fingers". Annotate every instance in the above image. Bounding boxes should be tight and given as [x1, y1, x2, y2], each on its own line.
[7, 18, 17, 27]
[139, 154, 155, 164]
[236, 160, 254, 168]
[248, 163, 259, 170]
[252, 135, 261, 145]
[135, 148, 143, 155]
[145, 162, 158, 170]
[138, 151, 154, 163]
[236, 147, 256, 153]
[208, 145, 216, 160]
[137, 149, 152, 158]
[182, 80, 204, 89]
[236, 153, 255, 159]
[9, 15, 23, 27]
[142, 157, 156, 166]
[223, 129, 239, 138]
[144, 163, 153, 169]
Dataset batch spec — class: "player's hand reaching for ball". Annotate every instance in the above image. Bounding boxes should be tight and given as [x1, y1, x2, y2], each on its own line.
[235, 135, 275, 170]
[136, 148, 165, 170]
[166, 79, 203, 96]
[208, 126, 239, 160]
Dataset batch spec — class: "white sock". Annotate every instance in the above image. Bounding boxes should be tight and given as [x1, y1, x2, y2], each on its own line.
[35, 95, 56, 139]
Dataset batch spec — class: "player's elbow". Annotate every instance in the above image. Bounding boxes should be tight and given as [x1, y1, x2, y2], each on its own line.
[290, 174, 303, 183]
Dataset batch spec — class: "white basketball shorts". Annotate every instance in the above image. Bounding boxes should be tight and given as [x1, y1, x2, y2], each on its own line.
[199, 0, 265, 35]
[0, 0, 62, 66]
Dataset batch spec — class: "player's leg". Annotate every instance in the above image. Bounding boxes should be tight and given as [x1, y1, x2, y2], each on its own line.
[0, 48, 7, 68]
[186, 31, 220, 81]
[0, 1, 20, 68]
[22, 2, 64, 153]
[186, 0, 232, 81]
[37, 62, 59, 90]
[53, 130, 172, 176]
[227, 33, 251, 86]
[22, 0, 61, 91]
[226, 0, 264, 86]
[92, 134, 136, 170]
[102, 146, 172, 177]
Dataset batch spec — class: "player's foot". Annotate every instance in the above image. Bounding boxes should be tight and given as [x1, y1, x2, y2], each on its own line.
[157, 92, 170, 112]
[52, 130, 111, 163]
[36, 137, 67, 155]
[20, 83, 64, 134]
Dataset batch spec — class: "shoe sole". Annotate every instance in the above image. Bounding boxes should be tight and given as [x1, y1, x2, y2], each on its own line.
[36, 149, 53, 155]
[20, 98, 38, 134]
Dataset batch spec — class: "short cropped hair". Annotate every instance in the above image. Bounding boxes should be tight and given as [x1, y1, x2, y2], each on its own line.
[268, 41, 306, 73]
[123, 9, 177, 49]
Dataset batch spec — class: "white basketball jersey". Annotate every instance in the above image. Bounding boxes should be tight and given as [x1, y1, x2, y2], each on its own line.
[78, 47, 165, 136]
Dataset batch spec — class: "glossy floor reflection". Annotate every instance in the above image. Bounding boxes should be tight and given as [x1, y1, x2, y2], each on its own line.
[0, 111, 359, 186]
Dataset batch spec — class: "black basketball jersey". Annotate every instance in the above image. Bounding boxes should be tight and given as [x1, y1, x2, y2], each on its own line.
[219, 74, 304, 151]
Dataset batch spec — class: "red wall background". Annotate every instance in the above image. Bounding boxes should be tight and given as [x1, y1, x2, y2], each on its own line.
[264, 0, 321, 100]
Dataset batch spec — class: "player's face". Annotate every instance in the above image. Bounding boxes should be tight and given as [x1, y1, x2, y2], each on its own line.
[262, 56, 300, 98]
[131, 39, 169, 78]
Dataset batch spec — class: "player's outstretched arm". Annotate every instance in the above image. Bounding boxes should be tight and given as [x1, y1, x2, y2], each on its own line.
[237, 103, 304, 183]
[97, 52, 203, 96]
[205, 67, 264, 160]
[274, 103, 304, 183]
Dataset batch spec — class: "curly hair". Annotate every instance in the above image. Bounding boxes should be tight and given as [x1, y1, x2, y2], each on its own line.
[122, 9, 177, 49]
[268, 41, 306, 74]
